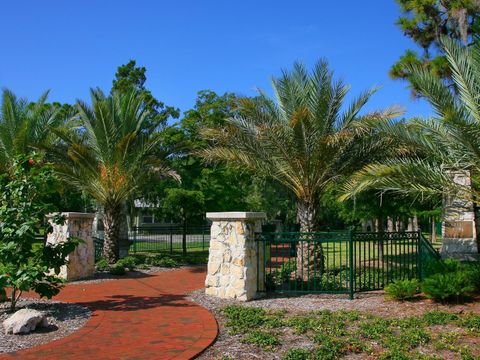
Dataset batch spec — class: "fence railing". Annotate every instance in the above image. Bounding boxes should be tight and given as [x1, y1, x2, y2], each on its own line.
[257, 230, 441, 299]
[94, 225, 211, 261]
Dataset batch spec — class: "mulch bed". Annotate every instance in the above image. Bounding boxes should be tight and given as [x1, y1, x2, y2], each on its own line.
[188, 290, 480, 360]
[71, 266, 179, 285]
[0, 299, 91, 353]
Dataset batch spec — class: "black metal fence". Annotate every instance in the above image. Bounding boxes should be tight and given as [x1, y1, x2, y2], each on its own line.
[94, 225, 210, 261]
[257, 230, 441, 299]
[131, 225, 210, 253]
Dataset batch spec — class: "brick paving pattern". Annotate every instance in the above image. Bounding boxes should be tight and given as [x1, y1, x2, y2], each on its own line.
[0, 266, 217, 360]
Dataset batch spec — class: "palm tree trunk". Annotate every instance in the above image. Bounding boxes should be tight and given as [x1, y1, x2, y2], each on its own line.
[103, 204, 122, 264]
[296, 200, 324, 281]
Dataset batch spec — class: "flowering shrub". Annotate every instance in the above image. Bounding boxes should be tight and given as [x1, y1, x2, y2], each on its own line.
[0, 155, 81, 311]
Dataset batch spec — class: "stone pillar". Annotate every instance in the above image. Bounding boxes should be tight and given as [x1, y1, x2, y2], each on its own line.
[441, 171, 479, 260]
[47, 212, 96, 281]
[205, 212, 266, 301]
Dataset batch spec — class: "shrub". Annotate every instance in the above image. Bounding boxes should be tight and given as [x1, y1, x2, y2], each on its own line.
[117, 256, 137, 271]
[95, 259, 110, 272]
[422, 271, 475, 302]
[464, 262, 480, 292]
[109, 263, 126, 275]
[145, 255, 179, 268]
[0, 155, 81, 312]
[384, 279, 420, 301]
[282, 348, 311, 360]
[131, 254, 147, 265]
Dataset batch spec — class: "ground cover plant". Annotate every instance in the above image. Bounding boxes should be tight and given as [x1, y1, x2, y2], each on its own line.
[219, 305, 480, 359]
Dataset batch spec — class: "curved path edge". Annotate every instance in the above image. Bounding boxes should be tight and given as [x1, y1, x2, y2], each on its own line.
[0, 266, 218, 360]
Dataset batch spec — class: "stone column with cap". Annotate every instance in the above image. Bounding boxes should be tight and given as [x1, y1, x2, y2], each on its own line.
[441, 171, 479, 260]
[46, 212, 96, 281]
[205, 212, 266, 301]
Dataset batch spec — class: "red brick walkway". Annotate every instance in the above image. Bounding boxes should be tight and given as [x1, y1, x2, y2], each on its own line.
[0, 266, 218, 360]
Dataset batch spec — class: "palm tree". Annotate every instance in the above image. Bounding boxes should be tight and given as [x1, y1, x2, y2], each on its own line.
[200, 60, 401, 277]
[0, 89, 66, 171]
[342, 38, 480, 203]
[49, 89, 177, 263]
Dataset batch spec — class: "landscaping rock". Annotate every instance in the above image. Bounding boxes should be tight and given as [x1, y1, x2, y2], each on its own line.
[3, 309, 48, 335]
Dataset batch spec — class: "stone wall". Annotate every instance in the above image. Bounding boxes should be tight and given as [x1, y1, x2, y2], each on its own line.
[441, 171, 479, 260]
[47, 212, 95, 281]
[205, 212, 266, 301]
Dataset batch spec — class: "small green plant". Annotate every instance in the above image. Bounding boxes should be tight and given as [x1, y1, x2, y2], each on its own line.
[313, 335, 346, 360]
[116, 256, 137, 271]
[460, 313, 480, 332]
[422, 271, 475, 302]
[282, 348, 311, 360]
[241, 330, 279, 350]
[109, 263, 126, 275]
[359, 318, 392, 340]
[222, 305, 267, 334]
[95, 259, 110, 272]
[422, 310, 459, 325]
[378, 348, 411, 360]
[146, 255, 179, 268]
[385, 279, 420, 301]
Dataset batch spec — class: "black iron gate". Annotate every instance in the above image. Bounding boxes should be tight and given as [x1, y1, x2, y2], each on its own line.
[257, 230, 440, 299]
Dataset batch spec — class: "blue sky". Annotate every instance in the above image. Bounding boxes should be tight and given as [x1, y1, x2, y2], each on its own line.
[0, 1, 431, 119]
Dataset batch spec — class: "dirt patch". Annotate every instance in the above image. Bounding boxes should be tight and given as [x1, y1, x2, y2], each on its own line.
[0, 298, 91, 353]
[188, 290, 480, 360]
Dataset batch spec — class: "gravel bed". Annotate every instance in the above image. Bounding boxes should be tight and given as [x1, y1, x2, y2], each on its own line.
[188, 290, 480, 360]
[0, 298, 91, 353]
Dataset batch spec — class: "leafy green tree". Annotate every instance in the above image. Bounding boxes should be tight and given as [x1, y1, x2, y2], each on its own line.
[140, 90, 262, 221]
[344, 37, 480, 204]
[162, 188, 205, 255]
[0, 155, 81, 312]
[112, 60, 179, 129]
[200, 60, 400, 276]
[391, 0, 480, 92]
[47, 89, 177, 263]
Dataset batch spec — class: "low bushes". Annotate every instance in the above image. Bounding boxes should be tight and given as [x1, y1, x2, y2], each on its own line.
[422, 271, 475, 302]
[384, 279, 420, 301]
[109, 263, 127, 276]
[384, 259, 480, 304]
[95, 253, 184, 276]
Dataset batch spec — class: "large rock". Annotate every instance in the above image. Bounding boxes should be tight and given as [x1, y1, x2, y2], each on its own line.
[3, 309, 48, 335]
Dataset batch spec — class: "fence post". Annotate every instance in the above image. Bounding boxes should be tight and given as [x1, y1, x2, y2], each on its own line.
[169, 226, 173, 253]
[202, 226, 205, 251]
[417, 229, 423, 281]
[348, 228, 355, 300]
[133, 227, 137, 254]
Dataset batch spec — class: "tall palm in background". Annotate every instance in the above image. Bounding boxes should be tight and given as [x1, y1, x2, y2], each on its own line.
[49, 89, 177, 263]
[342, 38, 480, 203]
[201, 60, 401, 276]
[0, 89, 66, 171]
